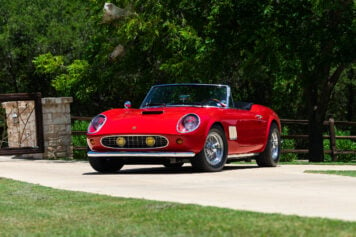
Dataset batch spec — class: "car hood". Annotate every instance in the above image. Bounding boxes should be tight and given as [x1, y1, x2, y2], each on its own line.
[95, 107, 214, 135]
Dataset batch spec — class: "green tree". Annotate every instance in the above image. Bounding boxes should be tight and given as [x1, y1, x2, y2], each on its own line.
[65, 0, 278, 110]
[15, 0, 355, 162]
[261, 0, 355, 161]
[0, 0, 96, 95]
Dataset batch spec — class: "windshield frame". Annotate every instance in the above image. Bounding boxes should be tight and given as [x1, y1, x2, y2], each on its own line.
[140, 83, 232, 109]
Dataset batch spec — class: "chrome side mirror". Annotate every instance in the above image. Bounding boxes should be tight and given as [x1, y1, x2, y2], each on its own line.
[124, 101, 132, 109]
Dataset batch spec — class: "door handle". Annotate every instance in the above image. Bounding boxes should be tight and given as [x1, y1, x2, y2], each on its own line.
[255, 115, 263, 120]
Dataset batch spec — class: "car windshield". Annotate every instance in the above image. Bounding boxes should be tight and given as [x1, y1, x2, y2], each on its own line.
[140, 84, 230, 108]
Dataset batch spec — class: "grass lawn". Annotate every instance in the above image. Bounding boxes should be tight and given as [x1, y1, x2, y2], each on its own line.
[1, 178, 356, 236]
[304, 170, 356, 177]
[280, 161, 356, 165]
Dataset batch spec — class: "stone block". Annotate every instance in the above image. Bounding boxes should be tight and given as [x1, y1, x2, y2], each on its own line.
[55, 152, 67, 158]
[50, 113, 71, 125]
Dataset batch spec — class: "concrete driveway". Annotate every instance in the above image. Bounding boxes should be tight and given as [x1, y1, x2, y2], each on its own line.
[1, 156, 356, 222]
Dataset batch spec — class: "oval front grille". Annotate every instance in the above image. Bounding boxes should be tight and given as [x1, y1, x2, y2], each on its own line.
[101, 135, 168, 149]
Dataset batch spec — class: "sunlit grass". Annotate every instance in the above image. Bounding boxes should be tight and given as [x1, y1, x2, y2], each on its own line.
[0, 178, 356, 237]
[304, 170, 356, 177]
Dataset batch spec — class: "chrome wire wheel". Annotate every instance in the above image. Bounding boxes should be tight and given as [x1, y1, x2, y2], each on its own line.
[256, 123, 280, 167]
[191, 127, 227, 172]
[204, 131, 224, 166]
[270, 130, 280, 161]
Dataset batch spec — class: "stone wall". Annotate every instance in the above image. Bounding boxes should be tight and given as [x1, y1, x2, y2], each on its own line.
[1, 97, 73, 159]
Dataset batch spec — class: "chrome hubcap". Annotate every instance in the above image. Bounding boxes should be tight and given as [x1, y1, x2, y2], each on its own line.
[204, 132, 224, 166]
[271, 130, 279, 160]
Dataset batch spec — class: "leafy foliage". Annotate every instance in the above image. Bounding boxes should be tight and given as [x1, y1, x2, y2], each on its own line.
[71, 120, 89, 160]
[33, 53, 92, 100]
[0, 0, 96, 95]
[281, 127, 298, 162]
[323, 129, 356, 162]
[1, 0, 355, 159]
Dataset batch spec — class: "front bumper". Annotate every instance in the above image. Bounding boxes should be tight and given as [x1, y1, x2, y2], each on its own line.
[88, 151, 196, 158]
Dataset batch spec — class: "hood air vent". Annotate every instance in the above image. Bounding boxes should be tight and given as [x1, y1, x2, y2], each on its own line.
[142, 111, 164, 115]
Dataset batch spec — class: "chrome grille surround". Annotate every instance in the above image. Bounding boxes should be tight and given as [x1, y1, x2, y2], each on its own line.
[101, 135, 169, 149]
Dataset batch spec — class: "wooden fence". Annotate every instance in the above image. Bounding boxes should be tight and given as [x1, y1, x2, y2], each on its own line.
[72, 116, 356, 161]
[71, 116, 92, 151]
[280, 117, 356, 161]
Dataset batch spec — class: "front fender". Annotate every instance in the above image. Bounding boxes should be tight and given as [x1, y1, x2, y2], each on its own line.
[261, 113, 281, 151]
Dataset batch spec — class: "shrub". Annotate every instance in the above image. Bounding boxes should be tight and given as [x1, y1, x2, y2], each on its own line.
[72, 120, 89, 160]
[280, 126, 298, 162]
[323, 128, 356, 162]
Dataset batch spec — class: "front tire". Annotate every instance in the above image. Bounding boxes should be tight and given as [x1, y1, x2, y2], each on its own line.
[89, 157, 124, 173]
[256, 123, 280, 167]
[191, 127, 227, 172]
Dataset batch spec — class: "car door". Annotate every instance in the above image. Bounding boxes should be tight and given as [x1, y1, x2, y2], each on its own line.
[226, 108, 267, 152]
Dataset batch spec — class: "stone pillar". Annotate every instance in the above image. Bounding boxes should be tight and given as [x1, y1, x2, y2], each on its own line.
[42, 97, 73, 159]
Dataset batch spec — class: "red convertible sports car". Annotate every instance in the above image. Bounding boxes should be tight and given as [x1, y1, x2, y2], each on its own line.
[87, 83, 281, 172]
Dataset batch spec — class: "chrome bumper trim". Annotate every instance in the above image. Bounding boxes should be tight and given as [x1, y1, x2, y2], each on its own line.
[88, 151, 196, 158]
[228, 153, 259, 159]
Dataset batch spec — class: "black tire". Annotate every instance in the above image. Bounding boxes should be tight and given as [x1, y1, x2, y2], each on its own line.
[191, 127, 227, 172]
[256, 123, 280, 167]
[89, 157, 124, 173]
[163, 162, 184, 168]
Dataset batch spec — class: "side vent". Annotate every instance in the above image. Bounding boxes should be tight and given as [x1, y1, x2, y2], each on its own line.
[142, 111, 164, 115]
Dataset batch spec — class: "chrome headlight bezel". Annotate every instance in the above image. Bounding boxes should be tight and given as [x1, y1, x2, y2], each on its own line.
[87, 114, 107, 134]
[177, 113, 200, 133]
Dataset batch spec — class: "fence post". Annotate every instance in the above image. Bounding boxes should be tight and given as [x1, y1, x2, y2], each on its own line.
[328, 115, 337, 161]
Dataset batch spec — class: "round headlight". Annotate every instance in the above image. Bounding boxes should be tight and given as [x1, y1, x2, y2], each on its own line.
[87, 115, 107, 134]
[177, 114, 200, 133]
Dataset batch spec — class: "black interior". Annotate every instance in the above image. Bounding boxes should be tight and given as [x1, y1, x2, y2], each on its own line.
[235, 102, 253, 110]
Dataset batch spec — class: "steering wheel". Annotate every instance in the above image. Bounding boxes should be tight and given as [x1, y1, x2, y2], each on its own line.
[203, 99, 226, 107]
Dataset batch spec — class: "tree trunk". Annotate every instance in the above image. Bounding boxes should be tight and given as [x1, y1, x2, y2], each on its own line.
[305, 65, 345, 162]
[308, 111, 325, 162]
[306, 83, 325, 162]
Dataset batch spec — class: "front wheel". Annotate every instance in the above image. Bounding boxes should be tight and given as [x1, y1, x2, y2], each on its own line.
[89, 157, 124, 173]
[191, 127, 227, 172]
[256, 123, 280, 167]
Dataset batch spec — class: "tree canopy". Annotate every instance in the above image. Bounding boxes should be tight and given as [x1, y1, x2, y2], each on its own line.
[0, 0, 96, 94]
[1, 0, 355, 160]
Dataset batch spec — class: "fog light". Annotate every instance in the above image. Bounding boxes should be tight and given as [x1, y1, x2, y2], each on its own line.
[116, 137, 126, 147]
[89, 139, 95, 145]
[146, 136, 156, 147]
[176, 138, 184, 144]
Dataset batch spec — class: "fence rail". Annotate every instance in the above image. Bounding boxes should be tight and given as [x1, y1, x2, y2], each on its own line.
[280, 117, 356, 161]
[72, 116, 356, 161]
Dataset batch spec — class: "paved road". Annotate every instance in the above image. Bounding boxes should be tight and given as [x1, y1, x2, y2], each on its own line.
[1, 156, 356, 222]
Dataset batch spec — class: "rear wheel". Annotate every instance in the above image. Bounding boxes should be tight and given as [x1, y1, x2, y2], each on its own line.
[191, 127, 227, 172]
[89, 157, 124, 173]
[256, 123, 280, 167]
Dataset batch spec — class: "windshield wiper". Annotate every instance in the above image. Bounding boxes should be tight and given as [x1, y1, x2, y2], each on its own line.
[190, 102, 203, 106]
[166, 102, 203, 107]
[144, 103, 166, 108]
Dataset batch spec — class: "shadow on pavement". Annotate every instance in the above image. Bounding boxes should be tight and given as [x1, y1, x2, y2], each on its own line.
[83, 164, 259, 175]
